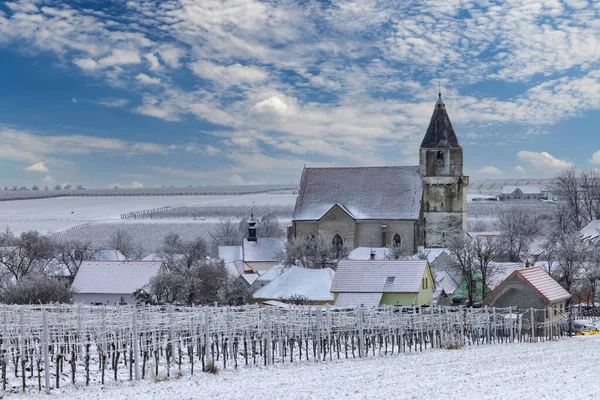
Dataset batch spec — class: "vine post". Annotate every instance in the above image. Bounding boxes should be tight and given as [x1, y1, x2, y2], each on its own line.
[43, 311, 50, 390]
[132, 309, 140, 380]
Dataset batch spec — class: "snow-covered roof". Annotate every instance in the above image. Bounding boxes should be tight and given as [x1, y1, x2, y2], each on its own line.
[253, 266, 335, 302]
[72, 261, 163, 294]
[93, 249, 126, 261]
[243, 238, 285, 262]
[335, 292, 382, 307]
[218, 246, 243, 262]
[486, 266, 571, 304]
[501, 185, 542, 195]
[332, 260, 428, 293]
[580, 220, 600, 243]
[255, 265, 284, 282]
[434, 270, 460, 294]
[488, 262, 524, 290]
[241, 273, 259, 285]
[142, 253, 185, 262]
[293, 166, 423, 221]
[347, 247, 389, 260]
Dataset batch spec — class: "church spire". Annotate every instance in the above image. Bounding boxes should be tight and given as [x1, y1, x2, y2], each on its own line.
[420, 93, 460, 149]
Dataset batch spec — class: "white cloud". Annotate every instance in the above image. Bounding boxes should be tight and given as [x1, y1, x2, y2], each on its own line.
[517, 151, 573, 171]
[514, 166, 526, 174]
[185, 144, 220, 155]
[477, 166, 504, 175]
[135, 73, 161, 85]
[190, 61, 268, 85]
[251, 96, 297, 118]
[98, 49, 141, 68]
[71, 98, 77, 104]
[227, 174, 245, 185]
[42, 176, 55, 184]
[94, 98, 129, 108]
[144, 53, 162, 71]
[131, 181, 143, 188]
[589, 151, 600, 165]
[24, 161, 49, 173]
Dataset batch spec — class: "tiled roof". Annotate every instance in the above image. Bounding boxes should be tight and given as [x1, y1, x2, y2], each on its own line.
[332, 260, 428, 293]
[293, 166, 423, 221]
[242, 238, 285, 262]
[335, 292, 382, 307]
[253, 266, 334, 302]
[420, 96, 460, 149]
[517, 266, 571, 303]
[72, 261, 163, 294]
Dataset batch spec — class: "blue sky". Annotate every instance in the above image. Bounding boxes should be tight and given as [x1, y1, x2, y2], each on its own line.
[0, 0, 599, 188]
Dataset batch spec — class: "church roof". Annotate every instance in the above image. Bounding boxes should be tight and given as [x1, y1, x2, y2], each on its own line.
[420, 95, 461, 149]
[293, 166, 423, 221]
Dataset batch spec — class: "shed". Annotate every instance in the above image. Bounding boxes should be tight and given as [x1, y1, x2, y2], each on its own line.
[331, 260, 434, 307]
[483, 266, 571, 320]
[72, 261, 164, 305]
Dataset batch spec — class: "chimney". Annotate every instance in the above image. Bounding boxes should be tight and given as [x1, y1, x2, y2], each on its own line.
[370, 250, 376, 261]
[248, 213, 257, 242]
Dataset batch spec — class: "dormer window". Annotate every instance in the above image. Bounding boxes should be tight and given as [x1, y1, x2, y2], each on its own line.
[386, 277, 395, 284]
[436, 151, 444, 167]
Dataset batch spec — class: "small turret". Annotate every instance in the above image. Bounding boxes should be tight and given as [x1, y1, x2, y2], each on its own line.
[248, 213, 257, 242]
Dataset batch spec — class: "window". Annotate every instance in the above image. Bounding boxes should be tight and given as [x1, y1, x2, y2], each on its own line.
[332, 234, 344, 258]
[386, 276, 395, 284]
[436, 151, 444, 167]
[425, 277, 428, 289]
[393, 233, 401, 247]
[381, 225, 387, 247]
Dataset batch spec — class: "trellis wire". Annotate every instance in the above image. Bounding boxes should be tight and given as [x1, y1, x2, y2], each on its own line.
[0, 304, 567, 393]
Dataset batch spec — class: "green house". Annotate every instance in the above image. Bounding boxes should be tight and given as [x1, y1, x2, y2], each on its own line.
[452, 263, 523, 304]
[331, 260, 434, 307]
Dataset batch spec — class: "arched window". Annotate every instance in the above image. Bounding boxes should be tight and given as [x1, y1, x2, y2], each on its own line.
[332, 234, 344, 258]
[436, 150, 444, 167]
[393, 234, 401, 247]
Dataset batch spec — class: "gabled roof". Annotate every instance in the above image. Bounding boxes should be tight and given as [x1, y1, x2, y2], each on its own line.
[318, 203, 355, 221]
[72, 261, 163, 294]
[242, 238, 285, 262]
[420, 95, 460, 149]
[255, 265, 284, 282]
[580, 220, 600, 243]
[501, 185, 542, 195]
[484, 266, 571, 304]
[253, 266, 335, 302]
[332, 260, 429, 293]
[293, 166, 423, 221]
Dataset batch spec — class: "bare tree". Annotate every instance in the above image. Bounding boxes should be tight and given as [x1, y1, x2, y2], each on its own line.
[257, 213, 284, 238]
[210, 219, 243, 250]
[554, 232, 586, 296]
[472, 237, 500, 299]
[552, 167, 600, 231]
[160, 233, 208, 271]
[448, 234, 478, 306]
[0, 230, 55, 281]
[107, 228, 134, 257]
[496, 205, 542, 262]
[0, 276, 73, 304]
[277, 234, 347, 269]
[53, 239, 99, 279]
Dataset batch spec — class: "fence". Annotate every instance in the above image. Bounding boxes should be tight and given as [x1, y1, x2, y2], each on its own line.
[0, 304, 567, 393]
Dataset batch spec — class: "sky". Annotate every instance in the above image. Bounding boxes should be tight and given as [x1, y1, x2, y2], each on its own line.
[0, 0, 599, 188]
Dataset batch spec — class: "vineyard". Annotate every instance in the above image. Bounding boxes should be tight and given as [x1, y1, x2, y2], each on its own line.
[122, 205, 295, 220]
[0, 304, 568, 394]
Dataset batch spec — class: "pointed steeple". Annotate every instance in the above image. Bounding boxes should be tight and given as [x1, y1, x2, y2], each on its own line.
[420, 93, 461, 149]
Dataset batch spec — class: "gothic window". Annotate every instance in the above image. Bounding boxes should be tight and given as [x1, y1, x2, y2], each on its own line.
[332, 234, 344, 258]
[436, 151, 444, 167]
[393, 233, 401, 247]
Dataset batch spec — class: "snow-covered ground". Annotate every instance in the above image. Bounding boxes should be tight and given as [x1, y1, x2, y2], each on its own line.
[0, 193, 297, 234]
[13, 336, 599, 399]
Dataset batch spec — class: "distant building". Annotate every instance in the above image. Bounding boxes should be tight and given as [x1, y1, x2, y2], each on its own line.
[331, 260, 434, 307]
[252, 266, 335, 305]
[71, 260, 164, 305]
[289, 95, 468, 251]
[499, 185, 542, 201]
[580, 220, 600, 244]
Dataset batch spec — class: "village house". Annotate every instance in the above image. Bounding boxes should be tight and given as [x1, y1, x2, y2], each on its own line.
[71, 260, 164, 305]
[252, 266, 335, 305]
[289, 95, 468, 251]
[331, 260, 434, 307]
[483, 266, 571, 321]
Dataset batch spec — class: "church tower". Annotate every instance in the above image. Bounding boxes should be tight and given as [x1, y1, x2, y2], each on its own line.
[419, 93, 468, 248]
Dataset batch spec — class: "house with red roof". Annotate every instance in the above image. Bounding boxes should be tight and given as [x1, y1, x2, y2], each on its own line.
[483, 266, 571, 320]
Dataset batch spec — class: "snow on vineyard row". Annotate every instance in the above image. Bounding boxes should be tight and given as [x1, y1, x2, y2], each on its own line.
[18, 334, 597, 400]
[0, 304, 567, 395]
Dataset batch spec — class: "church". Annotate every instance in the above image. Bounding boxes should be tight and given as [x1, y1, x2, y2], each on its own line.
[289, 94, 468, 252]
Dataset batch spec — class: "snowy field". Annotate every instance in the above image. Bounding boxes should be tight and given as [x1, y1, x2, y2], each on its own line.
[0, 193, 297, 235]
[13, 335, 599, 399]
